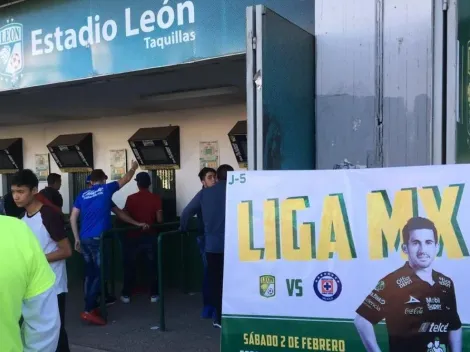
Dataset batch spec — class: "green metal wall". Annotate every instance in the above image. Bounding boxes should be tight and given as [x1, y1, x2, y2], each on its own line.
[457, 0, 470, 163]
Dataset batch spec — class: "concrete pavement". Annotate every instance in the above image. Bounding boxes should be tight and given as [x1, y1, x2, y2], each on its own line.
[66, 285, 220, 352]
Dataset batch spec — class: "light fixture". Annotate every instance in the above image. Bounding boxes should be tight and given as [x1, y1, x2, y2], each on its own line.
[140, 86, 240, 103]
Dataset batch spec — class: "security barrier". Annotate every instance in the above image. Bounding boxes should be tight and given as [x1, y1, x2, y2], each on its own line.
[66, 219, 203, 328]
[97, 222, 181, 321]
[157, 229, 186, 331]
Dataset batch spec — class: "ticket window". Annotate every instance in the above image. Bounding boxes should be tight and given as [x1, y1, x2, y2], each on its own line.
[1, 174, 14, 195]
[151, 169, 176, 222]
[128, 126, 180, 222]
[69, 172, 90, 208]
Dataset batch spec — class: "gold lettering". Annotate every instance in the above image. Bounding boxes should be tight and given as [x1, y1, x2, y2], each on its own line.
[280, 197, 314, 261]
[238, 201, 264, 261]
[367, 189, 417, 259]
[419, 185, 469, 258]
[317, 194, 356, 260]
[264, 199, 280, 260]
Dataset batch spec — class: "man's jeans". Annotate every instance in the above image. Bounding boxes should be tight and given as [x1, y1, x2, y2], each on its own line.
[81, 238, 101, 312]
[197, 236, 215, 319]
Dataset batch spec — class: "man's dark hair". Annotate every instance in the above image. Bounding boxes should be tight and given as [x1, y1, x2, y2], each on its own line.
[198, 167, 216, 181]
[47, 173, 61, 186]
[11, 169, 39, 190]
[216, 164, 234, 181]
[89, 169, 108, 183]
[402, 217, 438, 244]
[135, 172, 151, 189]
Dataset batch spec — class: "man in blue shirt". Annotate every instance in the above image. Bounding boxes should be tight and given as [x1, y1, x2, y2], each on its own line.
[180, 164, 234, 329]
[70, 161, 139, 325]
[196, 167, 216, 319]
[83, 175, 148, 308]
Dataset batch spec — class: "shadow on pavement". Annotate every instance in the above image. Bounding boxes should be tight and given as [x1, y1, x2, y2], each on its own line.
[66, 284, 220, 352]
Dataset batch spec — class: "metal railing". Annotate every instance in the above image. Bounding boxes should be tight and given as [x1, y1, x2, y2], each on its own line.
[157, 229, 188, 331]
[92, 222, 190, 330]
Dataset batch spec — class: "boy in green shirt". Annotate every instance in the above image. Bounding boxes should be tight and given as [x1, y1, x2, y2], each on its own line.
[0, 215, 60, 351]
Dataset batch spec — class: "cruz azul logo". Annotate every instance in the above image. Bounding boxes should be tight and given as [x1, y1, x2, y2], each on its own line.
[313, 272, 342, 302]
[259, 275, 276, 298]
[0, 21, 24, 81]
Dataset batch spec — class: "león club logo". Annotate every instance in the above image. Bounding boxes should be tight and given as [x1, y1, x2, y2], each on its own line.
[259, 275, 276, 298]
[0, 20, 24, 83]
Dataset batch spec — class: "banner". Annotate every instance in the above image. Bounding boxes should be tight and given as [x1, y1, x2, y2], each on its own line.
[222, 165, 470, 352]
[0, 0, 314, 91]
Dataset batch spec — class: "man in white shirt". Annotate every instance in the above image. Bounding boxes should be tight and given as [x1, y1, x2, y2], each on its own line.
[12, 169, 72, 352]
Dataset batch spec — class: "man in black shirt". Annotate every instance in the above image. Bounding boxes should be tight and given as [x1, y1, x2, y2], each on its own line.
[355, 217, 462, 352]
[40, 173, 64, 210]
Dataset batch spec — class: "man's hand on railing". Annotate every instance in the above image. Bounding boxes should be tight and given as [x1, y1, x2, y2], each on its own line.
[139, 223, 150, 230]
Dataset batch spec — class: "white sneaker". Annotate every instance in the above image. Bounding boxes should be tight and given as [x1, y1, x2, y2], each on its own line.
[150, 295, 159, 303]
[120, 296, 130, 304]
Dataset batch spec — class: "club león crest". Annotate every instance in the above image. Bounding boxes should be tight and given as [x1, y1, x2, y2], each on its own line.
[0, 22, 24, 80]
[259, 275, 276, 298]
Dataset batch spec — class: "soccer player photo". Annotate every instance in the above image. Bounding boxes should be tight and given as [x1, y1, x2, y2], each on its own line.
[354, 217, 463, 352]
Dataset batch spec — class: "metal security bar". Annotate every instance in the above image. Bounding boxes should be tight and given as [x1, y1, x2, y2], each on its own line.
[153, 169, 177, 221]
[69, 172, 90, 207]
[98, 222, 181, 322]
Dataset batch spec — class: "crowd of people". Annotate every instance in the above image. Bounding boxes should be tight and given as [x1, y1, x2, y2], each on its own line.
[0, 161, 165, 351]
[0, 162, 233, 350]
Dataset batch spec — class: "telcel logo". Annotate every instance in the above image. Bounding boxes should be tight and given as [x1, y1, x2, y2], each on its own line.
[419, 322, 449, 333]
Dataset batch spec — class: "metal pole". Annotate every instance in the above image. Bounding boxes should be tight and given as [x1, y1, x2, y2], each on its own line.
[158, 233, 166, 331]
[100, 234, 107, 321]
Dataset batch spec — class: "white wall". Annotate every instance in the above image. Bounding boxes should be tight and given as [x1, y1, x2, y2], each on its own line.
[0, 104, 245, 213]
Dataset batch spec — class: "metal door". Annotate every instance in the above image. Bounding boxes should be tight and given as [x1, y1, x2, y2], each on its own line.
[453, 0, 470, 164]
[246, 5, 315, 170]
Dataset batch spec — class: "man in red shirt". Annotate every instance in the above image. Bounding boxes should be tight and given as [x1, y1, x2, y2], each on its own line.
[120, 172, 163, 304]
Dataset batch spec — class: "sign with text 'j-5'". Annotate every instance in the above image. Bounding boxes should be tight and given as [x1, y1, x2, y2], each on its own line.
[222, 165, 470, 352]
[0, 0, 314, 91]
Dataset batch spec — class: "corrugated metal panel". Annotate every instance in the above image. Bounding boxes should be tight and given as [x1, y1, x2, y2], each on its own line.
[381, 0, 433, 166]
[315, 0, 433, 168]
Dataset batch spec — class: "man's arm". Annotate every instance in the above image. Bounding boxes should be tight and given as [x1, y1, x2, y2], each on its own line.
[42, 207, 72, 262]
[46, 238, 72, 263]
[354, 279, 389, 352]
[117, 160, 139, 189]
[21, 221, 60, 351]
[180, 191, 202, 231]
[449, 328, 462, 352]
[70, 207, 81, 252]
[112, 206, 149, 228]
[448, 280, 463, 352]
[156, 210, 163, 224]
[57, 192, 64, 209]
[354, 314, 382, 352]
[22, 287, 60, 352]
